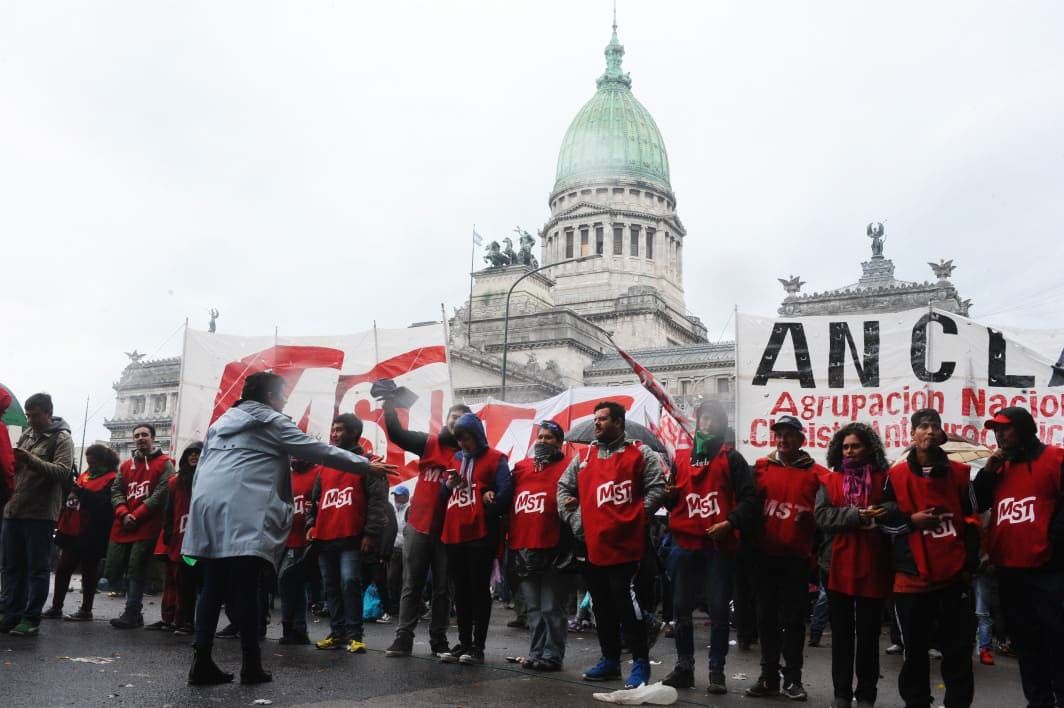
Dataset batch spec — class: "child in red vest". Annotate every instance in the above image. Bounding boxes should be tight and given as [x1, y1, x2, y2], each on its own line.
[745, 415, 826, 702]
[43, 444, 119, 621]
[975, 406, 1064, 708]
[106, 423, 174, 629]
[662, 400, 759, 695]
[881, 409, 977, 708]
[437, 412, 511, 666]
[307, 414, 388, 653]
[508, 420, 573, 671]
[278, 457, 320, 645]
[815, 423, 892, 708]
[557, 401, 666, 690]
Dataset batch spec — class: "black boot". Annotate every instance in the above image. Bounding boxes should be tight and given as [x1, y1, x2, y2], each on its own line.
[188, 646, 234, 686]
[240, 648, 273, 685]
[278, 622, 293, 644]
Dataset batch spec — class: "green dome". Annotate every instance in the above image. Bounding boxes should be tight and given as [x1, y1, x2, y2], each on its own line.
[553, 26, 671, 196]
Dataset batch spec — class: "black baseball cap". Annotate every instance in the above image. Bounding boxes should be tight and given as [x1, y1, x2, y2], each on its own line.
[910, 408, 942, 429]
[771, 415, 804, 436]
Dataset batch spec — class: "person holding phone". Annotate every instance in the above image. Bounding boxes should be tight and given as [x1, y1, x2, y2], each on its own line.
[880, 409, 977, 708]
[815, 424, 892, 708]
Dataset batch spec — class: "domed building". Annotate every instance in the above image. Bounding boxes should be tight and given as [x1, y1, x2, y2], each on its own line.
[448, 21, 732, 405]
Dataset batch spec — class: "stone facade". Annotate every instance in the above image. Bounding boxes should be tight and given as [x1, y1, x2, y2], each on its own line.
[104, 356, 180, 458]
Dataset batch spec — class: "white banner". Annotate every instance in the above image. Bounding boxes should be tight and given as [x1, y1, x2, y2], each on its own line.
[173, 324, 451, 472]
[736, 307, 1064, 463]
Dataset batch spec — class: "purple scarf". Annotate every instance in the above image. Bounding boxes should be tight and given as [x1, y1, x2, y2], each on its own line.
[841, 458, 872, 507]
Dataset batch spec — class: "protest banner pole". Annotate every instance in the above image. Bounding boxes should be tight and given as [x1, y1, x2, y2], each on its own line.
[441, 303, 455, 401]
[78, 395, 89, 471]
[732, 305, 740, 444]
[373, 320, 382, 452]
[170, 318, 190, 456]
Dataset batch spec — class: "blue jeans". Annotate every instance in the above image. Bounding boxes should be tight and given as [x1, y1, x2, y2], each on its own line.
[279, 549, 308, 633]
[974, 574, 994, 650]
[666, 545, 735, 673]
[0, 518, 54, 624]
[520, 570, 573, 664]
[810, 572, 829, 638]
[318, 546, 362, 640]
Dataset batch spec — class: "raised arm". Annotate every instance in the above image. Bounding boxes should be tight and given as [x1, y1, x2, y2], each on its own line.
[383, 404, 428, 457]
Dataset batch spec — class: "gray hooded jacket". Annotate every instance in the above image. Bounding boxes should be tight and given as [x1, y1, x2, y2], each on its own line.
[182, 400, 373, 570]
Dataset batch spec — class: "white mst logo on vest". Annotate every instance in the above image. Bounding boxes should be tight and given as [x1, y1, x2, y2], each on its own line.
[128, 480, 151, 501]
[763, 499, 811, 520]
[596, 480, 633, 508]
[448, 483, 478, 509]
[686, 492, 720, 519]
[515, 491, 546, 514]
[923, 513, 957, 539]
[293, 494, 308, 515]
[997, 496, 1036, 525]
[423, 467, 443, 483]
[320, 486, 354, 510]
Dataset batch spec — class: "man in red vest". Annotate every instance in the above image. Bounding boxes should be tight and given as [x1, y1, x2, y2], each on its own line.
[881, 408, 976, 708]
[663, 400, 758, 695]
[744, 415, 825, 702]
[107, 423, 174, 629]
[383, 395, 469, 658]
[307, 414, 388, 653]
[975, 406, 1064, 708]
[558, 401, 665, 689]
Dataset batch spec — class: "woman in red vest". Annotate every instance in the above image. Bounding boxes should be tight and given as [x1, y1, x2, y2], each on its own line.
[975, 406, 1064, 708]
[43, 444, 119, 621]
[880, 409, 977, 708]
[745, 415, 825, 702]
[438, 412, 511, 666]
[162, 442, 202, 635]
[508, 420, 573, 671]
[816, 424, 892, 708]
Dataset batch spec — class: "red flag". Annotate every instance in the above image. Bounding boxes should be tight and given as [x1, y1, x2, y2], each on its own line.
[608, 336, 695, 440]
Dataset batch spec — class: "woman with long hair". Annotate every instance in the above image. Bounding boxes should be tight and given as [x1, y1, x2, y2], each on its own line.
[815, 423, 893, 708]
[43, 444, 119, 620]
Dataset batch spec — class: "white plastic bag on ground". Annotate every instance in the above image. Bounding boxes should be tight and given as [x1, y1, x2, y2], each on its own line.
[591, 682, 678, 705]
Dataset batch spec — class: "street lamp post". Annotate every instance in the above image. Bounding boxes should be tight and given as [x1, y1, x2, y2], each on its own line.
[500, 254, 601, 400]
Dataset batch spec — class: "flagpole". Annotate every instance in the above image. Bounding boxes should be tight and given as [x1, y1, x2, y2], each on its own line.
[78, 395, 89, 472]
[732, 304, 740, 447]
[170, 318, 190, 456]
[467, 225, 476, 348]
[441, 302, 456, 402]
[373, 320, 381, 453]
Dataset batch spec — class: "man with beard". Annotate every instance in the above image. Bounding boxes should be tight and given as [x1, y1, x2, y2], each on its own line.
[976, 407, 1064, 708]
[557, 401, 666, 689]
[108, 423, 175, 630]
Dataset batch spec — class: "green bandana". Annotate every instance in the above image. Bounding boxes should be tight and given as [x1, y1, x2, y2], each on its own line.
[693, 431, 716, 460]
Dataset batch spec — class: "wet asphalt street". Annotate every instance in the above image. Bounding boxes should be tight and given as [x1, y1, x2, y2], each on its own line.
[0, 582, 1025, 708]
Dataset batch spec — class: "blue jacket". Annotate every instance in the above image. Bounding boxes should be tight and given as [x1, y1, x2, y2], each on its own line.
[443, 413, 513, 532]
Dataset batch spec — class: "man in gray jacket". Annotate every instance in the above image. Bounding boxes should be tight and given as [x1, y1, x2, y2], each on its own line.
[182, 371, 394, 687]
[0, 393, 74, 637]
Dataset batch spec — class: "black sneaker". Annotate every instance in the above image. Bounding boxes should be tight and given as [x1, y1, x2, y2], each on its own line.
[707, 672, 727, 695]
[782, 681, 808, 701]
[216, 623, 239, 638]
[430, 641, 451, 657]
[744, 677, 781, 697]
[439, 644, 466, 663]
[110, 612, 144, 629]
[41, 607, 63, 620]
[145, 620, 173, 631]
[385, 637, 413, 657]
[661, 666, 694, 688]
[458, 649, 485, 665]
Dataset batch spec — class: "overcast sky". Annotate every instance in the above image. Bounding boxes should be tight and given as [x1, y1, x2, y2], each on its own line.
[3, 1, 1063, 443]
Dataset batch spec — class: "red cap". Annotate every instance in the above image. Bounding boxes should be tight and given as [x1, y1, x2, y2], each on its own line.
[983, 413, 1012, 429]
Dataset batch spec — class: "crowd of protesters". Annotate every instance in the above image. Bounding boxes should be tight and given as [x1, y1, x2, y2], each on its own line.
[0, 377, 1061, 708]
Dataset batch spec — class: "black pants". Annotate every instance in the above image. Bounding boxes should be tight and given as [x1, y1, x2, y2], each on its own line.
[583, 561, 648, 661]
[734, 546, 759, 644]
[752, 554, 807, 687]
[893, 582, 974, 708]
[446, 540, 494, 652]
[998, 568, 1064, 708]
[193, 556, 266, 655]
[828, 591, 883, 703]
[177, 561, 202, 628]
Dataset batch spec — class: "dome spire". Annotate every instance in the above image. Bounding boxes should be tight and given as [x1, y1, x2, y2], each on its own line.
[598, 1, 631, 89]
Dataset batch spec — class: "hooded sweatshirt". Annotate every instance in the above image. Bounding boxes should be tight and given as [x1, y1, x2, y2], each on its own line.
[6, 416, 75, 521]
[440, 413, 512, 545]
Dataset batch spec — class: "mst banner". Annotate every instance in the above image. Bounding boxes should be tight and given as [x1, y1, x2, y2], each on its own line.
[172, 324, 451, 471]
[736, 307, 1064, 462]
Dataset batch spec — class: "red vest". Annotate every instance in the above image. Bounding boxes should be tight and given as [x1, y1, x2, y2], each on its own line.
[822, 469, 893, 598]
[313, 465, 367, 542]
[110, 453, 171, 544]
[56, 470, 116, 537]
[164, 475, 193, 562]
[888, 459, 971, 592]
[753, 458, 821, 558]
[578, 442, 647, 567]
[288, 466, 320, 549]
[408, 435, 460, 536]
[987, 445, 1063, 569]
[509, 456, 570, 551]
[442, 447, 506, 545]
[669, 447, 739, 552]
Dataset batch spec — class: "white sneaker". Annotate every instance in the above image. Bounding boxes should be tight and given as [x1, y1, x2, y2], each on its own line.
[375, 613, 393, 624]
